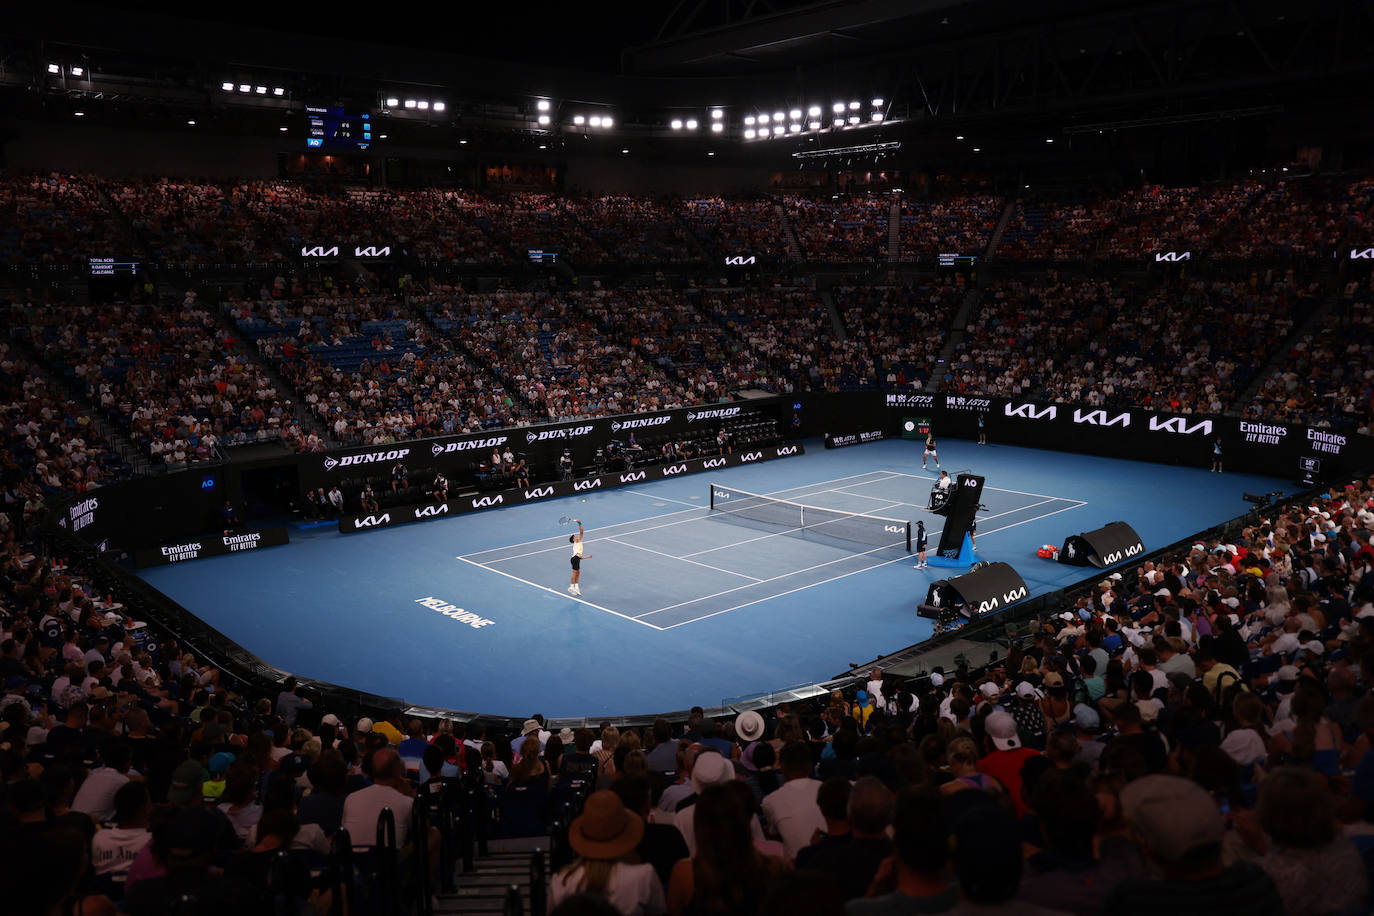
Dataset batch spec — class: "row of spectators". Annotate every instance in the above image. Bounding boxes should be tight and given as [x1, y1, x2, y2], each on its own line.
[6, 476, 1374, 914]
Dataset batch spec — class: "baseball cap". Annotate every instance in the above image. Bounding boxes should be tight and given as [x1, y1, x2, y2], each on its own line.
[320, 713, 341, 727]
[207, 751, 236, 775]
[167, 759, 206, 804]
[979, 682, 1001, 699]
[1072, 703, 1100, 731]
[929, 673, 945, 687]
[1276, 665, 1300, 684]
[1014, 681, 1042, 700]
[1121, 775, 1225, 863]
[1042, 672, 1065, 690]
[355, 717, 373, 734]
[985, 710, 1021, 751]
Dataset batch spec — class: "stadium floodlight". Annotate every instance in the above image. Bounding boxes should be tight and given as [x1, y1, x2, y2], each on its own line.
[386, 97, 399, 107]
[279, 126, 288, 131]
[537, 99, 551, 111]
[48, 64, 60, 74]
[744, 129, 756, 139]
[418, 100, 430, 110]
[711, 122, 723, 133]
[537, 114, 550, 125]
[459, 138, 468, 144]
[589, 115, 602, 127]
[239, 84, 251, 93]
[871, 112, 883, 121]
[807, 105, 821, 117]
[711, 108, 723, 119]
[379, 134, 387, 139]
[871, 98, 884, 107]
[573, 114, 585, 125]
[707, 151, 715, 156]
[758, 113, 770, 124]
[956, 135, 964, 140]
[274, 87, 285, 96]
[833, 102, 845, 113]
[849, 100, 860, 109]
[972, 147, 981, 152]
[671, 119, 683, 130]
[686, 118, 698, 129]
[848, 116, 860, 125]
[789, 123, 801, 132]
[773, 111, 785, 122]
[1045, 137, 1054, 143]
[255, 86, 267, 94]
[404, 99, 417, 109]
[222, 82, 235, 91]
[773, 125, 785, 135]
[744, 115, 756, 125]
[601, 116, 613, 128]
[808, 120, 821, 130]
[186, 119, 196, 126]
[71, 67, 84, 77]
[622, 148, 629, 153]
[433, 102, 444, 111]
[74, 111, 84, 117]
[833, 118, 844, 127]
[789, 109, 801, 120]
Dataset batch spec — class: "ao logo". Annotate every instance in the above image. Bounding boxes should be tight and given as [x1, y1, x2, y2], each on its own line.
[963, 478, 979, 487]
[415, 505, 448, 518]
[524, 487, 555, 499]
[356, 514, 390, 528]
[740, 451, 764, 462]
[619, 471, 646, 483]
[471, 495, 504, 508]
[573, 478, 602, 491]
[703, 457, 726, 469]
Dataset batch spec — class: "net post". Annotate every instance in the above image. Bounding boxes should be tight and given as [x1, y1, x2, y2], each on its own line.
[906, 522, 912, 552]
[709, 486, 714, 511]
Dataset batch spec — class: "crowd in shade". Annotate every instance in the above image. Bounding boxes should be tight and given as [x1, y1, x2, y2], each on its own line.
[947, 272, 1317, 414]
[1248, 278, 1374, 432]
[6, 471, 1374, 915]
[786, 194, 890, 262]
[10, 294, 307, 465]
[899, 195, 1003, 262]
[836, 281, 966, 391]
[682, 197, 790, 263]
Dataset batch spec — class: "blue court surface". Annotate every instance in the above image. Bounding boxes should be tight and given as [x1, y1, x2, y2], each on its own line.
[138, 438, 1293, 717]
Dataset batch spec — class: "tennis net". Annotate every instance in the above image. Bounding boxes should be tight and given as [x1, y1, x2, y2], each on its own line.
[709, 484, 911, 552]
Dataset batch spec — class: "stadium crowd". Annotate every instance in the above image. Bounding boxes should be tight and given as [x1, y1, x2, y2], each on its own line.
[5, 472, 1374, 915]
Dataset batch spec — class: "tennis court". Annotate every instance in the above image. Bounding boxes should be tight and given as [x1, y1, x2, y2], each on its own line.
[461, 471, 1086, 630]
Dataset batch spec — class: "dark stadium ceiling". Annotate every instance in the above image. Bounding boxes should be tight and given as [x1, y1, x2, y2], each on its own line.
[3, 0, 1372, 168]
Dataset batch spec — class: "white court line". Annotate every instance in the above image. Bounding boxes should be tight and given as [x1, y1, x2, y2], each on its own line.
[639, 541, 907, 617]
[657, 553, 915, 630]
[622, 489, 702, 509]
[467, 471, 900, 563]
[645, 496, 1090, 624]
[603, 536, 763, 582]
[455, 557, 664, 630]
[886, 471, 1072, 503]
[766, 471, 901, 499]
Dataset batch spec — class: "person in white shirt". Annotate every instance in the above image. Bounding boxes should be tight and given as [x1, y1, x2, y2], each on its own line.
[72, 742, 135, 822]
[759, 742, 825, 861]
[342, 748, 414, 848]
[551, 790, 665, 915]
[92, 781, 152, 877]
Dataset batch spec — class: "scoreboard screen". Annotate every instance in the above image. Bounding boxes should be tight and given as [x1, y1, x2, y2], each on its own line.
[89, 258, 139, 276]
[937, 253, 978, 268]
[527, 249, 559, 264]
[901, 416, 933, 439]
[306, 106, 374, 151]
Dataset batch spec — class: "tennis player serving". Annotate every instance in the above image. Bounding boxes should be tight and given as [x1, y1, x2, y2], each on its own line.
[568, 520, 591, 595]
[922, 432, 940, 470]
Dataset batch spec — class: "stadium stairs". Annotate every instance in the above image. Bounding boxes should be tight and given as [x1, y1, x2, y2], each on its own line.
[9, 334, 152, 475]
[408, 299, 543, 419]
[437, 838, 545, 915]
[674, 212, 715, 262]
[819, 289, 848, 342]
[887, 195, 902, 263]
[926, 286, 984, 392]
[1232, 273, 1347, 412]
[983, 196, 1017, 260]
[775, 201, 805, 262]
[198, 285, 339, 447]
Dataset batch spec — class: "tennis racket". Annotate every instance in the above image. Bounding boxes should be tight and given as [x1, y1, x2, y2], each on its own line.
[558, 516, 582, 526]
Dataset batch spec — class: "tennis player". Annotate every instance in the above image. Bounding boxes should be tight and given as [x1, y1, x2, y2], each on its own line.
[923, 432, 940, 470]
[568, 520, 591, 596]
[914, 520, 928, 568]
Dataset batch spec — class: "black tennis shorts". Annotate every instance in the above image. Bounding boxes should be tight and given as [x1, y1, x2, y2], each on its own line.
[570, 556, 581, 570]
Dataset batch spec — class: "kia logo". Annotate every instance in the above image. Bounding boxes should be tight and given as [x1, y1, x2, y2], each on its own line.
[356, 514, 390, 528]
[884, 525, 904, 534]
[619, 472, 646, 483]
[775, 446, 799, 456]
[573, 479, 602, 491]
[661, 464, 688, 476]
[740, 452, 763, 462]
[415, 505, 448, 518]
[703, 457, 726, 469]
[1148, 417, 1212, 436]
[524, 487, 554, 499]
[471, 495, 504, 508]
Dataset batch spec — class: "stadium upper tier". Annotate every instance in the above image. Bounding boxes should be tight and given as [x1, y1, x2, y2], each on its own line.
[2, 172, 1370, 266]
